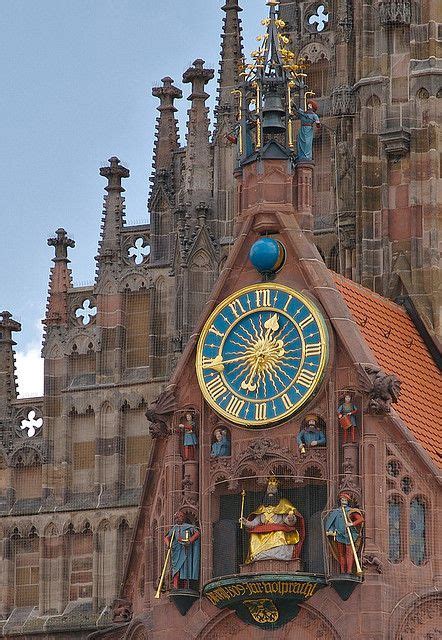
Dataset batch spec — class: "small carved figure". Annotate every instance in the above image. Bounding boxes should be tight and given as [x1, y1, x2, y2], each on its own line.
[240, 477, 305, 564]
[325, 492, 364, 575]
[211, 428, 231, 458]
[112, 597, 133, 623]
[293, 99, 320, 162]
[297, 415, 326, 454]
[338, 394, 358, 444]
[179, 412, 198, 461]
[164, 510, 200, 590]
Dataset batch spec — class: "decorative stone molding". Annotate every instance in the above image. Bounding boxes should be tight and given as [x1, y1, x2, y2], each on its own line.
[378, 1, 412, 26]
[331, 85, 355, 115]
[395, 594, 442, 639]
[299, 41, 332, 64]
[380, 127, 411, 159]
[238, 437, 290, 462]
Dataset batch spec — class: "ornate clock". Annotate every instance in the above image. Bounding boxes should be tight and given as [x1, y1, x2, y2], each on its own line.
[196, 283, 329, 427]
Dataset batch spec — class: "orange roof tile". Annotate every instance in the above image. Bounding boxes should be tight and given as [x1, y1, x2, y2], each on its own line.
[334, 274, 442, 467]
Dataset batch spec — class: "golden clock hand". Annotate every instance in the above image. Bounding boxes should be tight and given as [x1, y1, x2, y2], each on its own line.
[241, 358, 260, 392]
[264, 313, 280, 339]
[202, 353, 251, 372]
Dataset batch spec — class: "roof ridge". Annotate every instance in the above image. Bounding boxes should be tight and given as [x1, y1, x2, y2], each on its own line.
[332, 272, 409, 315]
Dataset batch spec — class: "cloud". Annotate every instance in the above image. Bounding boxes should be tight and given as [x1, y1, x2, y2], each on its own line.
[15, 344, 44, 398]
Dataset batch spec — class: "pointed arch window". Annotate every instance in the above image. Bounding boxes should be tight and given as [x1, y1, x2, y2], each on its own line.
[409, 497, 427, 566]
[152, 278, 168, 377]
[13, 530, 40, 607]
[388, 496, 403, 563]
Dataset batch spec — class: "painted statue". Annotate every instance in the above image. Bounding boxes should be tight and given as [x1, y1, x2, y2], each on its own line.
[179, 412, 198, 461]
[211, 428, 230, 458]
[297, 415, 326, 454]
[240, 477, 305, 564]
[325, 492, 364, 575]
[164, 510, 200, 590]
[338, 394, 358, 444]
[293, 99, 320, 162]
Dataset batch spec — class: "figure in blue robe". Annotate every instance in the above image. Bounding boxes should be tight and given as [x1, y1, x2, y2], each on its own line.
[211, 428, 230, 457]
[294, 100, 320, 162]
[297, 416, 326, 454]
[165, 511, 200, 590]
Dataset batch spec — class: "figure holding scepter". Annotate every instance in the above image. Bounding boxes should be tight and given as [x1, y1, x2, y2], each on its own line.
[164, 511, 200, 590]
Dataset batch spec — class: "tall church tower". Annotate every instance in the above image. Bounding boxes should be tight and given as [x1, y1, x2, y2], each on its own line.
[278, 0, 441, 335]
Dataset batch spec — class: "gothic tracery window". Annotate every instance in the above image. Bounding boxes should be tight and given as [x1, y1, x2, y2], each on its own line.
[410, 497, 427, 566]
[388, 496, 403, 563]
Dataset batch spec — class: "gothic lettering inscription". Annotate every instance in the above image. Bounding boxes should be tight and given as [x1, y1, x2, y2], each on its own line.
[205, 579, 318, 606]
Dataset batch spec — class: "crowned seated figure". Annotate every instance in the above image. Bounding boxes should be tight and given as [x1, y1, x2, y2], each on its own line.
[240, 478, 305, 567]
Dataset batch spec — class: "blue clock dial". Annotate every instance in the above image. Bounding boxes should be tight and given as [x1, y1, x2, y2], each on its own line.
[196, 284, 329, 427]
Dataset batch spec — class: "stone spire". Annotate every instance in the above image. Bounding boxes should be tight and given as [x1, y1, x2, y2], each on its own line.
[216, 0, 244, 127]
[0, 311, 21, 419]
[212, 2, 244, 244]
[182, 59, 215, 202]
[151, 77, 182, 174]
[96, 156, 130, 280]
[44, 228, 75, 327]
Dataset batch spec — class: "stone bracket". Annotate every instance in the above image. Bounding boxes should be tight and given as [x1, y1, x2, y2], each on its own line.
[380, 128, 411, 160]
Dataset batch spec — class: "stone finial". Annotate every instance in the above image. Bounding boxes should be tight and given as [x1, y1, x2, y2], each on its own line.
[96, 157, 130, 280]
[44, 229, 75, 327]
[216, 0, 244, 125]
[0, 311, 21, 340]
[151, 77, 182, 174]
[99, 156, 130, 194]
[182, 61, 214, 198]
[182, 59, 215, 101]
[47, 228, 75, 262]
[0, 311, 21, 412]
[152, 76, 182, 112]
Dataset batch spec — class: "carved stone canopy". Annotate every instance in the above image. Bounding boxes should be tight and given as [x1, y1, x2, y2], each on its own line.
[379, 1, 412, 26]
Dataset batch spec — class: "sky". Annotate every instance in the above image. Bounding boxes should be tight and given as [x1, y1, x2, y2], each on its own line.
[0, 0, 263, 397]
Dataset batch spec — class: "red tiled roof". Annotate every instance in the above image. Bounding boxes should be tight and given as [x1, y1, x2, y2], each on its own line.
[334, 274, 442, 467]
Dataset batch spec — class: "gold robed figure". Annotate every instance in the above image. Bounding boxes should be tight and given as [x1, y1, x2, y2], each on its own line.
[240, 478, 305, 564]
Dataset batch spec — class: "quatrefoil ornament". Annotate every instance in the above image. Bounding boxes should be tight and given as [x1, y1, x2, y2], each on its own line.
[308, 5, 329, 32]
[75, 299, 97, 326]
[128, 237, 150, 265]
[20, 410, 43, 438]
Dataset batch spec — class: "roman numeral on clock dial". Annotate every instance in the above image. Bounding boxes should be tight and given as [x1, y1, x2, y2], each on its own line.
[298, 314, 314, 330]
[255, 289, 271, 307]
[305, 342, 322, 357]
[228, 299, 246, 318]
[206, 375, 227, 400]
[297, 368, 317, 388]
[226, 396, 245, 417]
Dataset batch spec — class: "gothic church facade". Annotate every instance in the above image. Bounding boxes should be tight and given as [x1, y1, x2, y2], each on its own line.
[0, 1, 440, 638]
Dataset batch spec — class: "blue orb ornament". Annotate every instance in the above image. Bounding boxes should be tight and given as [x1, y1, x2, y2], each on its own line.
[249, 237, 285, 274]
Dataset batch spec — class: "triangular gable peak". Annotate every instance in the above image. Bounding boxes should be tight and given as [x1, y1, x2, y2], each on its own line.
[113, 147, 440, 639]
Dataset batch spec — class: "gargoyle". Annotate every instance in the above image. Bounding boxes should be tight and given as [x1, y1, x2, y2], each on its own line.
[145, 387, 176, 438]
[362, 554, 383, 574]
[358, 364, 401, 414]
[112, 597, 133, 623]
